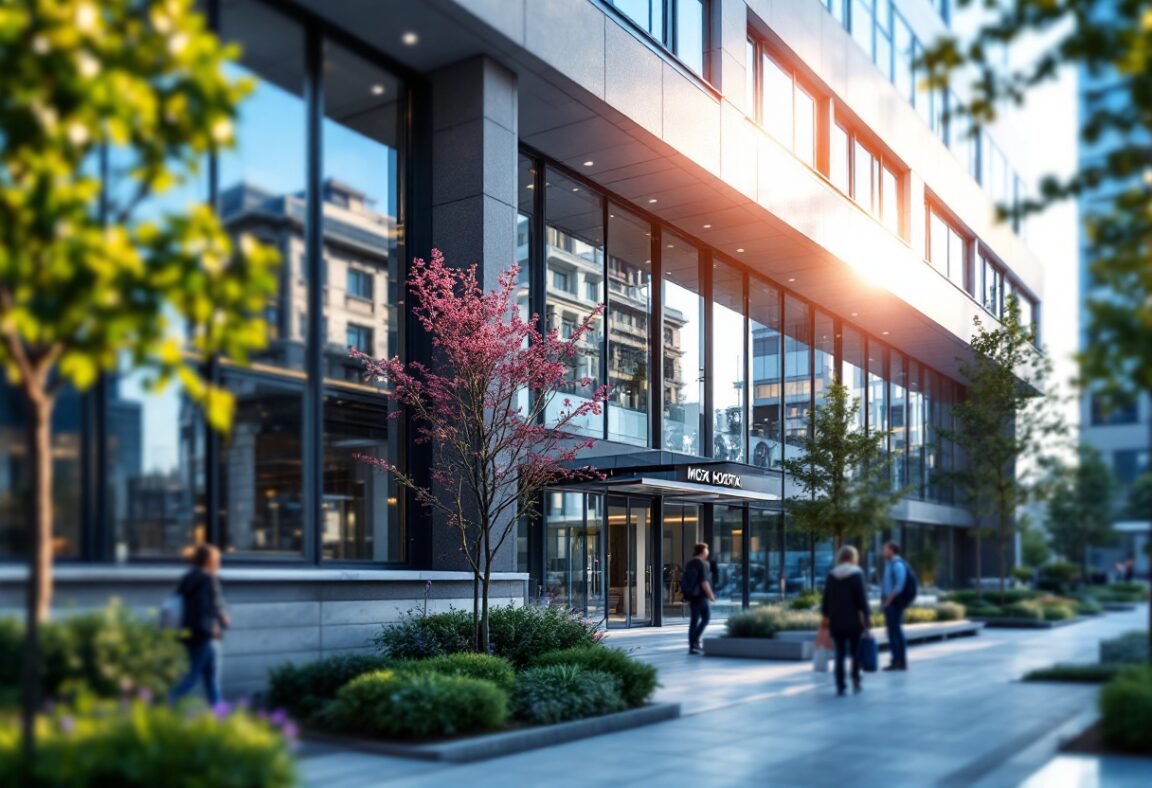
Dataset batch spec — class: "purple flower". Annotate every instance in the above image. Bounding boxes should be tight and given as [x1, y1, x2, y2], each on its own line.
[282, 721, 299, 741]
[58, 715, 76, 734]
[235, 696, 251, 711]
[136, 688, 154, 705]
[212, 701, 232, 719]
[269, 708, 287, 726]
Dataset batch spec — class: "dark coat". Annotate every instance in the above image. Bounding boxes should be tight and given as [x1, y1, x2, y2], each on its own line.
[177, 568, 226, 644]
[821, 564, 870, 636]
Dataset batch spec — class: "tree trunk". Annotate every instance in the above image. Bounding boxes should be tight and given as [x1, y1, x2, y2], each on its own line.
[998, 523, 1007, 607]
[21, 390, 55, 762]
[479, 570, 491, 656]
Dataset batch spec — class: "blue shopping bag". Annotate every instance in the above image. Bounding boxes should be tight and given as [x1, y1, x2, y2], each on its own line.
[857, 633, 878, 673]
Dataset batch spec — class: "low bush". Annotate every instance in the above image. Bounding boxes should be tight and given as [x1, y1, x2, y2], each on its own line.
[947, 589, 1036, 606]
[1109, 581, 1147, 595]
[934, 602, 966, 622]
[374, 609, 473, 661]
[512, 665, 626, 725]
[725, 607, 820, 638]
[787, 591, 821, 611]
[1100, 631, 1150, 665]
[487, 604, 600, 668]
[0, 602, 185, 702]
[967, 604, 1004, 618]
[1037, 561, 1081, 594]
[1003, 602, 1044, 621]
[1041, 604, 1077, 621]
[905, 608, 938, 625]
[532, 646, 657, 707]
[325, 670, 508, 739]
[0, 699, 295, 787]
[266, 653, 392, 723]
[1023, 664, 1124, 683]
[400, 653, 516, 694]
[1091, 582, 1148, 604]
[1011, 566, 1034, 585]
[1099, 665, 1152, 753]
[1071, 596, 1103, 616]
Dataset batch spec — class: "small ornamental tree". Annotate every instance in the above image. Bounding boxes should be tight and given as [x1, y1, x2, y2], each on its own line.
[353, 250, 608, 651]
[1047, 445, 1118, 577]
[780, 382, 900, 554]
[0, 0, 278, 757]
[944, 298, 1062, 604]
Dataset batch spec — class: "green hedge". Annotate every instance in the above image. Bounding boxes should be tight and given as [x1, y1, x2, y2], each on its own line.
[0, 700, 295, 787]
[0, 603, 184, 703]
[1037, 562, 1081, 594]
[947, 589, 1037, 606]
[1100, 631, 1150, 665]
[725, 607, 821, 639]
[399, 653, 516, 694]
[967, 604, 1004, 618]
[1023, 664, 1124, 683]
[375, 605, 599, 668]
[1099, 666, 1152, 753]
[532, 647, 657, 708]
[512, 665, 625, 725]
[934, 602, 966, 621]
[787, 591, 821, 611]
[325, 670, 508, 739]
[266, 653, 392, 723]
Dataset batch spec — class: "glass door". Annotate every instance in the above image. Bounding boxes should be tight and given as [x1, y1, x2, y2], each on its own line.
[607, 496, 652, 628]
[662, 503, 701, 622]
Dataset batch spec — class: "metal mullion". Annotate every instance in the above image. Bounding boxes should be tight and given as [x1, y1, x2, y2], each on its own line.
[702, 247, 713, 458]
[742, 269, 750, 464]
[601, 196, 610, 440]
[741, 505, 751, 609]
[651, 225, 664, 449]
[303, 27, 324, 566]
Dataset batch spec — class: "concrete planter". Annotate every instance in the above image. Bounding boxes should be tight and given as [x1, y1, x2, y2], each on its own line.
[975, 616, 1086, 629]
[302, 703, 681, 763]
[705, 620, 983, 661]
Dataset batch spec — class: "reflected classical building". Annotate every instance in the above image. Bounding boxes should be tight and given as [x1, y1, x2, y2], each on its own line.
[0, 0, 1062, 692]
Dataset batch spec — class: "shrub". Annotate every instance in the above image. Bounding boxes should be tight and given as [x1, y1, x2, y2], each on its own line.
[1092, 583, 1148, 604]
[400, 653, 516, 694]
[266, 653, 392, 722]
[967, 604, 1004, 618]
[725, 607, 820, 638]
[787, 591, 821, 611]
[1042, 604, 1077, 621]
[1109, 581, 1147, 595]
[374, 609, 473, 661]
[905, 608, 938, 624]
[1011, 566, 1034, 585]
[934, 602, 966, 622]
[0, 602, 185, 702]
[1099, 666, 1152, 753]
[532, 646, 657, 708]
[1023, 664, 1124, 683]
[870, 611, 885, 629]
[512, 665, 626, 725]
[1072, 596, 1103, 616]
[947, 589, 1036, 606]
[325, 670, 508, 739]
[487, 604, 600, 669]
[1100, 631, 1150, 665]
[0, 699, 295, 787]
[1003, 602, 1044, 621]
[1037, 561, 1081, 594]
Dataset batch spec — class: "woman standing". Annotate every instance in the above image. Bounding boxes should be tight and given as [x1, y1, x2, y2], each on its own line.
[820, 545, 871, 696]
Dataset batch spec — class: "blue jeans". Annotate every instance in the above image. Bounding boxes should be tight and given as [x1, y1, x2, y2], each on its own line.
[689, 597, 711, 649]
[884, 604, 907, 666]
[170, 640, 222, 705]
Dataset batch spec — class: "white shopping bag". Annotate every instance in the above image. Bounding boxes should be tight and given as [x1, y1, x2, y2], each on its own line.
[812, 645, 831, 673]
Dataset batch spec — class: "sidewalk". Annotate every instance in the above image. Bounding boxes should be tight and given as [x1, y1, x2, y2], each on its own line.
[297, 607, 1149, 787]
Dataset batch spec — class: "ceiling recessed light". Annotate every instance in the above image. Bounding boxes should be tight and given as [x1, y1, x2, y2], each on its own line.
[851, 312, 858, 316]
[525, 184, 534, 190]
[736, 248, 745, 253]
[788, 277, 796, 282]
[648, 198, 658, 204]
[571, 187, 579, 192]
[703, 224, 712, 229]
[371, 84, 386, 96]
[583, 160, 594, 167]
[666, 243, 674, 248]
[401, 31, 419, 46]
[882, 331, 890, 335]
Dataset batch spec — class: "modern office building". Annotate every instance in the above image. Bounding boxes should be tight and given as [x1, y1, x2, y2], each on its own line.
[1077, 46, 1150, 576]
[0, 0, 1049, 692]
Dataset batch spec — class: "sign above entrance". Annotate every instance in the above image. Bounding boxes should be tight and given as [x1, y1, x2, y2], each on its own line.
[685, 466, 743, 489]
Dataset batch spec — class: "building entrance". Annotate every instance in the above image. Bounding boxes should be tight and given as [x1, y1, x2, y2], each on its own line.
[606, 496, 652, 628]
[661, 503, 701, 622]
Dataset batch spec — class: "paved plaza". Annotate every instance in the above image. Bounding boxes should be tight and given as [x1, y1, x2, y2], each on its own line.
[298, 608, 1151, 787]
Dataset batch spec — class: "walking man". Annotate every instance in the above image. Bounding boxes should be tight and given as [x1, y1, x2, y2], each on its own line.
[683, 542, 716, 655]
[170, 544, 230, 705]
[881, 540, 914, 671]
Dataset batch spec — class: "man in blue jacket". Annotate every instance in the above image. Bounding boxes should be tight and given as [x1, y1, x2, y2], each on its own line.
[881, 541, 909, 671]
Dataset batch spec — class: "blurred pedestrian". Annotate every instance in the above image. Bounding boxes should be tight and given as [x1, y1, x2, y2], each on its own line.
[881, 541, 916, 671]
[169, 544, 230, 705]
[682, 542, 716, 655]
[820, 545, 871, 695]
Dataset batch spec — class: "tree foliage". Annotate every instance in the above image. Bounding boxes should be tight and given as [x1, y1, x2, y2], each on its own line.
[780, 381, 900, 551]
[1046, 445, 1118, 570]
[354, 250, 608, 651]
[1126, 471, 1152, 522]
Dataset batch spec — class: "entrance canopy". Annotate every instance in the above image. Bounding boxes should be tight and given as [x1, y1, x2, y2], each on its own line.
[558, 457, 782, 507]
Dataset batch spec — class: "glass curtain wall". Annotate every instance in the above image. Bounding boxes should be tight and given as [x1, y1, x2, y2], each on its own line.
[889, 351, 907, 491]
[907, 361, 924, 498]
[662, 234, 703, 455]
[782, 295, 811, 464]
[842, 325, 867, 431]
[813, 311, 836, 414]
[712, 505, 745, 616]
[545, 168, 605, 438]
[868, 344, 888, 458]
[712, 261, 746, 462]
[749, 509, 781, 604]
[607, 207, 653, 446]
[749, 278, 783, 470]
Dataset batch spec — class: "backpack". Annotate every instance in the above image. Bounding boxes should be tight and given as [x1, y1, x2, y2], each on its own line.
[679, 559, 702, 601]
[159, 593, 184, 630]
[896, 559, 919, 607]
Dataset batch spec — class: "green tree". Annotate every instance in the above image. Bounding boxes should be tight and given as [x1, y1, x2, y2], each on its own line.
[0, 0, 278, 757]
[1125, 471, 1152, 521]
[1046, 446, 1118, 575]
[780, 381, 900, 554]
[1020, 523, 1052, 569]
[944, 298, 1061, 604]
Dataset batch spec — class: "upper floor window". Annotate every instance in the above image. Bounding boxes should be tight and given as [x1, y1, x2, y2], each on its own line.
[748, 40, 817, 168]
[347, 267, 373, 301]
[608, 0, 707, 76]
[978, 253, 1004, 318]
[1091, 394, 1138, 427]
[927, 205, 968, 292]
[346, 323, 373, 352]
[832, 123, 902, 234]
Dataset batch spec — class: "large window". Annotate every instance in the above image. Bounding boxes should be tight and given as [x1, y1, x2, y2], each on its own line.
[663, 234, 703, 454]
[979, 253, 1004, 318]
[889, 352, 907, 490]
[610, 0, 707, 76]
[782, 295, 811, 463]
[712, 261, 746, 462]
[927, 206, 968, 292]
[546, 168, 606, 439]
[813, 311, 836, 416]
[832, 126, 902, 234]
[907, 361, 924, 497]
[607, 206, 653, 446]
[842, 325, 866, 432]
[750, 278, 783, 470]
[750, 44, 817, 169]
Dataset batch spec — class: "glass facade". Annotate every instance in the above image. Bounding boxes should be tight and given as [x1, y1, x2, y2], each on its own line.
[607, 207, 653, 445]
[712, 262, 746, 462]
[663, 234, 704, 455]
[609, 0, 708, 76]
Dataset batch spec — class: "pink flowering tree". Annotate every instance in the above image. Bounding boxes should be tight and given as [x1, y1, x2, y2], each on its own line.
[352, 249, 608, 651]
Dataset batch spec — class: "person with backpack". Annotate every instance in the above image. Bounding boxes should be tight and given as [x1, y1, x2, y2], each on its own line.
[169, 544, 230, 705]
[682, 542, 716, 655]
[881, 540, 918, 671]
[820, 545, 871, 695]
